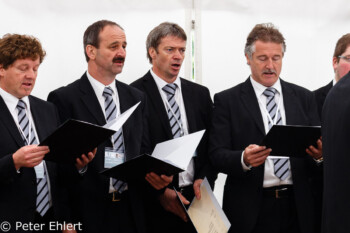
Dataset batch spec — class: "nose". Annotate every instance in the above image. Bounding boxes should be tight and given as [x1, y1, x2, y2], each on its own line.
[116, 47, 126, 57]
[25, 69, 36, 79]
[265, 58, 274, 69]
[173, 49, 184, 60]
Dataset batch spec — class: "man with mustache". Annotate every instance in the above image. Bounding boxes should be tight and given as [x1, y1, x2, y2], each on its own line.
[131, 22, 217, 233]
[47, 20, 160, 233]
[209, 23, 322, 233]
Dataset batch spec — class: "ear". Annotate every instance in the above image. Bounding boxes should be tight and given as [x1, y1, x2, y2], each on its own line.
[86, 45, 96, 60]
[149, 47, 157, 61]
[332, 56, 338, 72]
[245, 53, 251, 66]
[0, 65, 5, 77]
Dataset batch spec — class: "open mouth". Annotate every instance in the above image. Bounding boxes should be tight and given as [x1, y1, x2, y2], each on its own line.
[22, 82, 32, 88]
[171, 64, 181, 69]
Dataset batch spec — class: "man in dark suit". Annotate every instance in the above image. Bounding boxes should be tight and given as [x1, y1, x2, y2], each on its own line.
[131, 22, 217, 233]
[47, 20, 169, 233]
[314, 33, 350, 118]
[0, 34, 76, 232]
[209, 23, 323, 233]
[322, 71, 350, 233]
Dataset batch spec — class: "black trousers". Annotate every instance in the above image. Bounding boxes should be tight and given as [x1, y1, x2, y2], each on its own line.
[252, 187, 301, 233]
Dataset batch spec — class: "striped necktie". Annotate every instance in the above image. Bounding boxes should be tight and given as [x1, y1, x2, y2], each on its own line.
[17, 100, 50, 216]
[103, 87, 126, 192]
[162, 83, 182, 138]
[263, 88, 290, 181]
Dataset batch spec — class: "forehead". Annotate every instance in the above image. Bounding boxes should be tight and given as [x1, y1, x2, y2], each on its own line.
[342, 45, 350, 55]
[253, 40, 283, 55]
[158, 35, 186, 47]
[99, 25, 126, 44]
[11, 57, 40, 67]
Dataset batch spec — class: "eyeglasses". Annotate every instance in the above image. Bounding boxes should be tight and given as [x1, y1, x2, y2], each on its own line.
[338, 56, 350, 62]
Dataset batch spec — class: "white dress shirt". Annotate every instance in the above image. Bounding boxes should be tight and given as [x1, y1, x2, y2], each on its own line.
[0, 87, 53, 206]
[241, 77, 293, 187]
[150, 68, 195, 187]
[86, 71, 125, 193]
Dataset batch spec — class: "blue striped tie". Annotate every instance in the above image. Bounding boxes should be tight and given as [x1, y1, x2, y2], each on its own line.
[103, 87, 126, 192]
[263, 88, 290, 180]
[162, 83, 182, 138]
[17, 100, 50, 216]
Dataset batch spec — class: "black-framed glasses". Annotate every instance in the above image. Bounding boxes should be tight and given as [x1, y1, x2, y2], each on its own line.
[338, 56, 350, 62]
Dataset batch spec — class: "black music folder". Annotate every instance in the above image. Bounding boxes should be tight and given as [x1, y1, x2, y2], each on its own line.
[100, 154, 184, 182]
[260, 125, 321, 157]
[40, 119, 115, 163]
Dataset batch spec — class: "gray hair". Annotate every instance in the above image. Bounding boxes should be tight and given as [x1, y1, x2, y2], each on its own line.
[244, 23, 286, 59]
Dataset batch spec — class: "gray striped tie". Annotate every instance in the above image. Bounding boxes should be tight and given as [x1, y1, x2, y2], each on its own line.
[263, 88, 290, 180]
[103, 87, 125, 192]
[162, 83, 182, 138]
[17, 100, 50, 216]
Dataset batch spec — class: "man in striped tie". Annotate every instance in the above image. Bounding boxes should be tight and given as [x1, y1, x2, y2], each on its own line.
[48, 20, 169, 233]
[0, 34, 72, 232]
[131, 22, 217, 233]
[209, 23, 323, 233]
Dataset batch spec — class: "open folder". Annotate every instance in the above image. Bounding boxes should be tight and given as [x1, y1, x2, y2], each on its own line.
[100, 130, 205, 182]
[260, 125, 321, 157]
[40, 102, 140, 163]
[174, 178, 231, 233]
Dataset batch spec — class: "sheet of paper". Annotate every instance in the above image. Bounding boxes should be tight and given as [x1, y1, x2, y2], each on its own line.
[187, 178, 231, 233]
[151, 130, 205, 170]
[103, 102, 140, 132]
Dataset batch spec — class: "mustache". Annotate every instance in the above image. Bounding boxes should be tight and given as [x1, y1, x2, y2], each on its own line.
[113, 57, 125, 63]
[262, 69, 277, 74]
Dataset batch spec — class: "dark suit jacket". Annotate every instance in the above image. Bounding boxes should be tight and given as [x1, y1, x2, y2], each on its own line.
[322, 72, 350, 233]
[0, 95, 62, 232]
[314, 81, 333, 120]
[47, 73, 150, 233]
[131, 71, 217, 233]
[209, 78, 320, 233]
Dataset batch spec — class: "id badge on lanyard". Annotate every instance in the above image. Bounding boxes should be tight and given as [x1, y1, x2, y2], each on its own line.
[104, 147, 125, 168]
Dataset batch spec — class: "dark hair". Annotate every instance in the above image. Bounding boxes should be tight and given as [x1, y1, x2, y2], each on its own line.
[83, 20, 123, 62]
[333, 33, 350, 62]
[245, 23, 286, 58]
[0, 34, 46, 69]
[146, 22, 187, 63]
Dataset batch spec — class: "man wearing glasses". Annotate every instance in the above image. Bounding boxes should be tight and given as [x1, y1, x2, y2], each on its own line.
[314, 33, 350, 119]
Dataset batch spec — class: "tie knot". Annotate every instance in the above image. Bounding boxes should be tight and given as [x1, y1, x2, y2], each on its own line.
[103, 86, 114, 98]
[162, 83, 177, 96]
[17, 99, 26, 110]
[263, 87, 277, 98]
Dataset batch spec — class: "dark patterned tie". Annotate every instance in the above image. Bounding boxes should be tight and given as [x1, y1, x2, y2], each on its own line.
[17, 100, 50, 216]
[263, 88, 290, 180]
[162, 83, 182, 138]
[103, 87, 126, 192]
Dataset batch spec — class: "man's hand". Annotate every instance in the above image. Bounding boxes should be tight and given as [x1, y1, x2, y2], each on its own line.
[159, 188, 189, 222]
[243, 144, 271, 167]
[75, 148, 97, 170]
[193, 179, 203, 200]
[145, 172, 173, 190]
[12, 145, 49, 170]
[306, 138, 323, 160]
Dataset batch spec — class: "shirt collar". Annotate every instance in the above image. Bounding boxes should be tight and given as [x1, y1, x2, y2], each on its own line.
[250, 76, 282, 97]
[150, 68, 182, 92]
[0, 87, 30, 112]
[86, 71, 117, 97]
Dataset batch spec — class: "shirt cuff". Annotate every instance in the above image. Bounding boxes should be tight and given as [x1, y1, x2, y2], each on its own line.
[78, 165, 88, 175]
[241, 151, 252, 171]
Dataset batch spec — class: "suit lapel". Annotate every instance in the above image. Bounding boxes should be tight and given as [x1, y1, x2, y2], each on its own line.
[181, 79, 196, 134]
[79, 74, 106, 126]
[115, 80, 133, 158]
[143, 72, 173, 138]
[0, 96, 24, 147]
[240, 78, 265, 135]
[281, 80, 301, 125]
